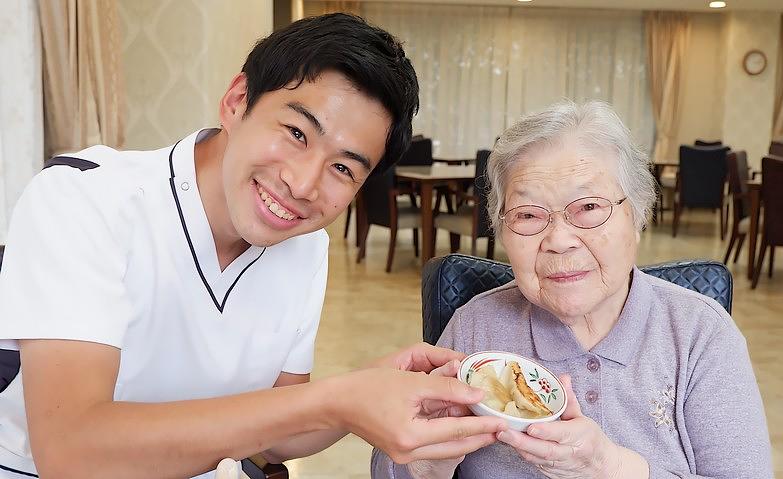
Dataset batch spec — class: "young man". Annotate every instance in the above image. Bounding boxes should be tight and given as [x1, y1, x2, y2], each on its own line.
[0, 14, 505, 479]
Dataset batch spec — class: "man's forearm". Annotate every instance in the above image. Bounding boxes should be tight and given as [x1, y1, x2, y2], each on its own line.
[260, 429, 349, 463]
[32, 379, 339, 479]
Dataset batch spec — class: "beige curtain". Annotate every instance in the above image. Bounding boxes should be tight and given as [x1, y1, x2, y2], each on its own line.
[645, 12, 690, 161]
[773, 14, 783, 140]
[38, 0, 125, 158]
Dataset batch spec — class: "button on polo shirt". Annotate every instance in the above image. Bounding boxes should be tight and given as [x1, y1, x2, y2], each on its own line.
[0, 129, 329, 478]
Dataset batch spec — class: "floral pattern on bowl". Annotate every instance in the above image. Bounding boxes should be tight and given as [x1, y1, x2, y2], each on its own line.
[459, 351, 568, 431]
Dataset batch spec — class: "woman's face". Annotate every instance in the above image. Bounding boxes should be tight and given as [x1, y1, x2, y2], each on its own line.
[501, 136, 639, 321]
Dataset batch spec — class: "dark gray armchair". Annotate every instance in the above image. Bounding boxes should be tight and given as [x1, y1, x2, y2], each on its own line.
[421, 254, 733, 346]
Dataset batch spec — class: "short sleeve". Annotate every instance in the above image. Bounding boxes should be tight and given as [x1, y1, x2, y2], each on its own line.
[0, 167, 133, 349]
[280, 241, 328, 374]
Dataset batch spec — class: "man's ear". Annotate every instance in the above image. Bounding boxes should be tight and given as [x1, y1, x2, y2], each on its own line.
[219, 73, 248, 132]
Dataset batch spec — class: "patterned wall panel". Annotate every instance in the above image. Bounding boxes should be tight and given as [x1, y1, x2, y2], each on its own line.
[721, 12, 781, 169]
[118, 0, 272, 150]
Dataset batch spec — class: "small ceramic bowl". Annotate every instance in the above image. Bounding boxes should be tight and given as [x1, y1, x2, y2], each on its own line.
[458, 351, 567, 431]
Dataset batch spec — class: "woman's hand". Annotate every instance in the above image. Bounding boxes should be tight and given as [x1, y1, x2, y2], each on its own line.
[496, 375, 648, 479]
[405, 359, 490, 479]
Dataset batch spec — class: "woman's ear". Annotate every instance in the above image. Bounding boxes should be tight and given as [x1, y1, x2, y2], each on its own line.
[219, 73, 248, 133]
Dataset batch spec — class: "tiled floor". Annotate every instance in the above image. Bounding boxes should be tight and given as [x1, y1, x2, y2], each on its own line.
[285, 208, 782, 478]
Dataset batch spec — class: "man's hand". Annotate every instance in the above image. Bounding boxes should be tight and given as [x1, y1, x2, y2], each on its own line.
[326, 366, 506, 464]
[369, 342, 466, 374]
[405, 359, 488, 479]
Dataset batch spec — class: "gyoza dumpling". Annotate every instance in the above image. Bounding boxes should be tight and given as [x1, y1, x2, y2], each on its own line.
[508, 362, 553, 418]
[468, 366, 512, 412]
[503, 401, 523, 418]
[499, 363, 515, 391]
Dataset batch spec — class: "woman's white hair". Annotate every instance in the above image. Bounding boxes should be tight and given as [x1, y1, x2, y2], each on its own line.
[486, 100, 657, 234]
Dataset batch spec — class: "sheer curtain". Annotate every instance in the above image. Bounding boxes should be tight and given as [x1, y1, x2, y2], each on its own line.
[0, 0, 43, 242]
[341, 3, 654, 158]
[362, 3, 510, 158]
[507, 9, 653, 153]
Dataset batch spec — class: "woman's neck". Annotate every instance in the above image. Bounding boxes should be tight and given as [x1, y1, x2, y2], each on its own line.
[565, 271, 633, 351]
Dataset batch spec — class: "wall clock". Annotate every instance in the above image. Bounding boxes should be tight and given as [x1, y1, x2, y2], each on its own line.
[743, 49, 767, 76]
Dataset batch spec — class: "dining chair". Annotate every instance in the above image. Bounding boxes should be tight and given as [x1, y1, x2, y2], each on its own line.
[356, 167, 421, 272]
[723, 151, 751, 264]
[397, 137, 454, 214]
[432, 150, 495, 259]
[694, 139, 723, 147]
[769, 141, 783, 157]
[673, 145, 730, 238]
[752, 156, 783, 288]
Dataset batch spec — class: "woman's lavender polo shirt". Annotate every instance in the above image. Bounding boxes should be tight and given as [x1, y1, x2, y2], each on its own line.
[372, 268, 773, 479]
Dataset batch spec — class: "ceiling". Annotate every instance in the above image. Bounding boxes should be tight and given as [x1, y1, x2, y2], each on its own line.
[359, 0, 783, 12]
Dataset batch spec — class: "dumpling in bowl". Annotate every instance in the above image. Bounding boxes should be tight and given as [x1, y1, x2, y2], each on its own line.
[467, 366, 511, 411]
[508, 362, 553, 418]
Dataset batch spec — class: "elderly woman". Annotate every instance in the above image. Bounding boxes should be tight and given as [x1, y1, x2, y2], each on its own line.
[372, 101, 772, 478]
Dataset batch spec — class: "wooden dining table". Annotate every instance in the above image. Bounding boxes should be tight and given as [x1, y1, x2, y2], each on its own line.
[395, 164, 476, 266]
[432, 157, 475, 166]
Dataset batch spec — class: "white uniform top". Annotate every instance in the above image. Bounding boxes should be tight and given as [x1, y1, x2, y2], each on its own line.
[0, 129, 328, 478]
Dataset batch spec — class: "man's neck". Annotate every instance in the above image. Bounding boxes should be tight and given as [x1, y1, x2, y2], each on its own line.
[194, 129, 251, 271]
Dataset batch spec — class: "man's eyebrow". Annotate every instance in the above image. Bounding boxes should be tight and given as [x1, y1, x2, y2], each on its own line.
[341, 150, 372, 172]
[286, 102, 324, 136]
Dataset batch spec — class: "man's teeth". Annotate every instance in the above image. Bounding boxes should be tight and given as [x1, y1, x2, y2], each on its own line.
[259, 190, 296, 221]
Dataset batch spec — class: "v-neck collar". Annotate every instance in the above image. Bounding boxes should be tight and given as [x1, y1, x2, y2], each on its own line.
[168, 129, 266, 313]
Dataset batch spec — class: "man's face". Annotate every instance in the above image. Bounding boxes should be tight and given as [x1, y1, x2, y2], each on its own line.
[220, 70, 391, 247]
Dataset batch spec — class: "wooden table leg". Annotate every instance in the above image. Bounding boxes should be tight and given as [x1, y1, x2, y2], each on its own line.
[355, 194, 366, 248]
[747, 186, 760, 280]
[420, 181, 435, 266]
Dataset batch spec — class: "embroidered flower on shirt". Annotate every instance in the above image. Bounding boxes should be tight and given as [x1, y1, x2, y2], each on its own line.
[649, 384, 676, 432]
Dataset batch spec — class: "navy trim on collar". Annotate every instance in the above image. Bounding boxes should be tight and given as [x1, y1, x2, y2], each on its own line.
[167, 140, 266, 313]
[43, 156, 99, 171]
[0, 464, 38, 477]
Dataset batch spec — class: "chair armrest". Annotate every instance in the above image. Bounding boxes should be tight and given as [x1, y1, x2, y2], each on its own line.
[242, 454, 289, 479]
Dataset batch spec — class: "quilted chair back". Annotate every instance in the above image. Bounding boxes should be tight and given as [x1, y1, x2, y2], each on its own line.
[422, 254, 733, 345]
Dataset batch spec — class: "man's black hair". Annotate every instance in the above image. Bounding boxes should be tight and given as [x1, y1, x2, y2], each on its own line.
[241, 13, 419, 174]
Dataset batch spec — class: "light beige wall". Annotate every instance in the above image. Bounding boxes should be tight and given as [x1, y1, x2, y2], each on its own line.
[674, 13, 725, 158]
[118, 0, 273, 150]
[721, 11, 780, 169]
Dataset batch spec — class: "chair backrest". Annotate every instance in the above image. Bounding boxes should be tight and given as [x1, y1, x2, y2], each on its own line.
[398, 137, 433, 166]
[769, 141, 783, 157]
[726, 150, 750, 221]
[761, 155, 783, 245]
[360, 168, 396, 228]
[421, 254, 733, 345]
[473, 150, 492, 238]
[678, 145, 729, 208]
[695, 139, 722, 147]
